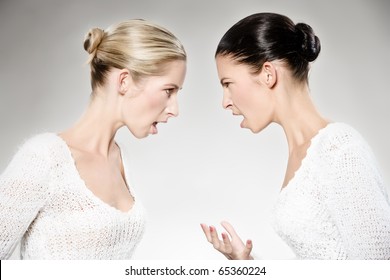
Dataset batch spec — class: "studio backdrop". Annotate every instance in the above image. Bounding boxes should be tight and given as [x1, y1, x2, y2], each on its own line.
[0, 0, 389, 259]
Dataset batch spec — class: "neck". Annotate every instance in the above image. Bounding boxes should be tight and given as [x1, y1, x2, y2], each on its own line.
[61, 93, 124, 157]
[274, 83, 329, 154]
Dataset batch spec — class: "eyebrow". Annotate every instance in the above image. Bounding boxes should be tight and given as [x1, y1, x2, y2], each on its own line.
[164, 83, 182, 90]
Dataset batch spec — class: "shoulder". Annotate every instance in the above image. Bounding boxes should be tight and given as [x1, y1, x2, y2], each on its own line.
[314, 123, 383, 176]
[2, 133, 63, 176]
[322, 122, 365, 143]
[315, 122, 369, 153]
[21, 132, 58, 147]
[15, 132, 62, 160]
[310, 122, 379, 171]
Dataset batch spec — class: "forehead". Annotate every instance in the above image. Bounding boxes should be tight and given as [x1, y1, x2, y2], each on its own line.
[143, 60, 186, 87]
[216, 55, 234, 67]
[163, 60, 186, 76]
[216, 55, 252, 77]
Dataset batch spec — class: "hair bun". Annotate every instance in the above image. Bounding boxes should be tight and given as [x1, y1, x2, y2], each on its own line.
[295, 23, 321, 62]
[83, 28, 104, 55]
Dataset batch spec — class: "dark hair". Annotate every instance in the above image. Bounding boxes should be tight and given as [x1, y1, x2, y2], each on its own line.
[216, 13, 321, 82]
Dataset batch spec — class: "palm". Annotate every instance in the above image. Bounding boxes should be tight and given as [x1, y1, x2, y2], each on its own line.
[201, 221, 253, 260]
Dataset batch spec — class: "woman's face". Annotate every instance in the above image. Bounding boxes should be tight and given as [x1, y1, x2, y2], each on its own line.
[216, 55, 274, 133]
[123, 60, 186, 138]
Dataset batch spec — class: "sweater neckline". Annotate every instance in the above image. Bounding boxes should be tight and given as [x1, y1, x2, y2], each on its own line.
[52, 133, 138, 216]
[279, 122, 338, 195]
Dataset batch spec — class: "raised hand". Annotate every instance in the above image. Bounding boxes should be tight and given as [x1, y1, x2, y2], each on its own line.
[201, 221, 253, 260]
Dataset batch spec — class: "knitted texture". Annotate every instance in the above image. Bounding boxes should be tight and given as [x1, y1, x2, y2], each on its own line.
[272, 123, 390, 259]
[0, 133, 145, 259]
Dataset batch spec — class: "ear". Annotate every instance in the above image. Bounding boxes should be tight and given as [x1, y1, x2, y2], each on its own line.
[259, 62, 277, 89]
[117, 69, 132, 95]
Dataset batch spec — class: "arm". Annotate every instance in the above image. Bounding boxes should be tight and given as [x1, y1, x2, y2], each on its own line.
[0, 136, 51, 259]
[200, 221, 253, 260]
[324, 142, 390, 259]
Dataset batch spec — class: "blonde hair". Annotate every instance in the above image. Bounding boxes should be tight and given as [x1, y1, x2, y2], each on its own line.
[83, 19, 186, 90]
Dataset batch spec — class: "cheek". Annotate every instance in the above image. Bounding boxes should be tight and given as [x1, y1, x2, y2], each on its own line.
[148, 94, 165, 109]
[231, 85, 258, 111]
[143, 92, 168, 118]
[124, 93, 164, 122]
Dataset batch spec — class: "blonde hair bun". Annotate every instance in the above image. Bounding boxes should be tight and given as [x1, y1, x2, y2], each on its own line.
[83, 28, 104, 59]
[84, 20, 186, 90]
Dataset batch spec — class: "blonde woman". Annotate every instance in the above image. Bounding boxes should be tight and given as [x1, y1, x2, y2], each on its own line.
[0, 19, 186, 259]
[201, 12, 390, 260]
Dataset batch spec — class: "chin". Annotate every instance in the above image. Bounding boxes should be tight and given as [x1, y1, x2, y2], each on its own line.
[249, 123, 270, 134]
[134, 134, 149, 139]
[127, 127, 149, 139]
[249, 127, 261, 134]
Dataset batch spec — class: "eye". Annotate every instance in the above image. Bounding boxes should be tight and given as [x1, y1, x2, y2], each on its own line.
[223, 82, 231, 88]
[165, 88, 175, 96]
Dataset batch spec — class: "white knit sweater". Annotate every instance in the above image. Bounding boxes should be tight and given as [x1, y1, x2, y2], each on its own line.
[0, 133, 146, 259]
[272, 123, 390, 259]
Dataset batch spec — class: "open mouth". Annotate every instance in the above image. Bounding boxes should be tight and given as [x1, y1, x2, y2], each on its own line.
[150, 120, 169, 135]
[150, 122, 158, 134]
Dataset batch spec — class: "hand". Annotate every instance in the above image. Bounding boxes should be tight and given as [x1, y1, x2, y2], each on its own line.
[200, 221, 253, 260]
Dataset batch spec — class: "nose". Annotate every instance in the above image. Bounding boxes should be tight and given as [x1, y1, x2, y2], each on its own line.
[222, 90, 233, 110]
[167, 94, 179, 117]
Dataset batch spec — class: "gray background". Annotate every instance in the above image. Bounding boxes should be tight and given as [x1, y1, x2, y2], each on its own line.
[0, 0, 389, 259]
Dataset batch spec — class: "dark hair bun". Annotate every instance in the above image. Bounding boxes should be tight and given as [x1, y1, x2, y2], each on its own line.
[216, 13, 321, 82]
[295, 23, 321, 62]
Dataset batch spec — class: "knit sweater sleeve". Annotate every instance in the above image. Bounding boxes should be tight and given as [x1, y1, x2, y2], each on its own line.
[324, 140, 390, 259]
[0, 135, 52, 259]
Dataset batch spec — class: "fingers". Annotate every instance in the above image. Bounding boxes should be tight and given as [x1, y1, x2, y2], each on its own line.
[200, 223, 212, 242]
[209, 226, 222, 249]
[201, 223, 226, 250]
[246, 239, 253, 251]
[202, 221, 254, 260]
[200, 224, 221, 247]
[221, 220, 239, 239]
[244, 239, 253, 259]
[221, 232, 233, 253]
